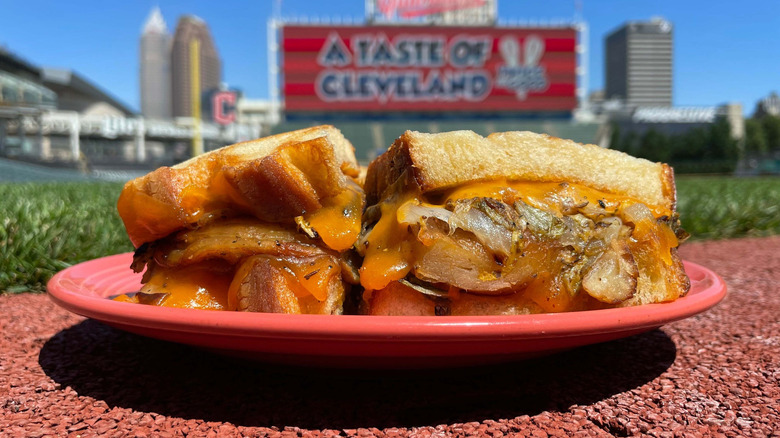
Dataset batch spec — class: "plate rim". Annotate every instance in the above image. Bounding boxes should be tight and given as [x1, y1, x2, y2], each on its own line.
[46, 253, 727, 343]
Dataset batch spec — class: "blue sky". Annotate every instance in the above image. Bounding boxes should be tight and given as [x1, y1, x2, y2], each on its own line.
[2, 0, 778, 114]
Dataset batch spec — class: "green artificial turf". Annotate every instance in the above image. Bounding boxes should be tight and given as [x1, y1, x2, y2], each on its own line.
[0, 177, 778, 293]
[0, 182, 133, 293]
[676, 176, 780, 240]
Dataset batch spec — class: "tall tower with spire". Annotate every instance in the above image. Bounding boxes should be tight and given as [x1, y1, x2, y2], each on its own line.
[139, 6, 172, 119]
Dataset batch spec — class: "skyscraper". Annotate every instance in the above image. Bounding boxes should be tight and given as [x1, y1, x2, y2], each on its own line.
[605, 17, 673, 107]
[140, 6, 172, 119]
[171, 15, 221, 119]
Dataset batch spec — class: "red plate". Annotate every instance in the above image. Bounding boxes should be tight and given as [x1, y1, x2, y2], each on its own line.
[47, 253, 726, 368]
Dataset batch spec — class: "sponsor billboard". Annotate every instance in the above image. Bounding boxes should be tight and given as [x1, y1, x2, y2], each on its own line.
[368, 0, 495, 23]
[281, 25, 578, 114]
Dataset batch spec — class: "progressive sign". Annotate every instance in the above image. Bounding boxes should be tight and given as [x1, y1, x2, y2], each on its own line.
[281, 25, 578, 114]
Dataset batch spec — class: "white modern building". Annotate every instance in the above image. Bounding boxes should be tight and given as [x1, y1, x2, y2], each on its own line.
[140, 6, 172, 120]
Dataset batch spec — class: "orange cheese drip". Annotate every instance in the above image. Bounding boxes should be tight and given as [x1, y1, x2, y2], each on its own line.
[227, 255, 339, 313]
[304, 181, 364, 251]
[118, 168, 243, 247]
[275, 256, 338, 301]
[446, 179, 673, 218]
[360, 179, 677, 292]
[359, 192, 417, 291]
[117, 189, 186, 248]
[115, 265, 232, 310]
[119, 165, 362, 252]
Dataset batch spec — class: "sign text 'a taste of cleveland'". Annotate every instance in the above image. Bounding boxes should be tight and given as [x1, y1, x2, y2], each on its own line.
[317, 33, 494, 102]
[281, 25, 578, 113]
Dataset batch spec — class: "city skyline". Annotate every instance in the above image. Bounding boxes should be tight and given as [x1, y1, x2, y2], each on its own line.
[140, 9, 221, 120]
[606, 18, 673, 107]
[140, 6, 172, 119]
[170, 15, 221, 118]
[2, 0, 778, 114]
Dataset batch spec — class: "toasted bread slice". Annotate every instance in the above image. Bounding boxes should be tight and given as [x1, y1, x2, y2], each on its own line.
[360, 129, 689, 315]
[118, 125, 359, 247]
[222, 135, 349, 223]
[172, 125, 357, 174]
[229, 254, 345, 315]
[365, 130, 676, 211]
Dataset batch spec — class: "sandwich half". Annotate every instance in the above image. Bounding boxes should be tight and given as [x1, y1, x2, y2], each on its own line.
[115, 125, 364, 314]
[357, 130, 690, 316]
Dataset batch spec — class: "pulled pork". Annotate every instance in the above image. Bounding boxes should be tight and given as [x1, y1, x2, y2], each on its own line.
[392, 194, 641, 304]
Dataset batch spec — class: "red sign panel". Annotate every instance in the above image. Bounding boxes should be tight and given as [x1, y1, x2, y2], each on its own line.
[281, 25, 578, 114]
[376, 0, 488, 19]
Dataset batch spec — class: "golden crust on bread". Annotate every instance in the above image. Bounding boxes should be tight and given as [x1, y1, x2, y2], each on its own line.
[228, 254, 345, 314]
[117, 126, 361, 315]
[359, 129, 690, 316]
[365, 130, 677, 212]
[118, 125, 358, 247]
[222, 136, 349, 223]
[172, 125, 358, 174]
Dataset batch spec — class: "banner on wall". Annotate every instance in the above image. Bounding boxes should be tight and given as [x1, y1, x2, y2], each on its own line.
[369, 0, 493, 21]
[281, 25, 578, 114]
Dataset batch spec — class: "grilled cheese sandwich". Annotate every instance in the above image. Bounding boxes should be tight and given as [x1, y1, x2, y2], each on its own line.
[357, 130, 689, 315]
[115, 125, 365, 314]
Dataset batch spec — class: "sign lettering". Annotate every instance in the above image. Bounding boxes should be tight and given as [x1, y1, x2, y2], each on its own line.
[282, 25, 578, 114]
[212, 91, 237, 125]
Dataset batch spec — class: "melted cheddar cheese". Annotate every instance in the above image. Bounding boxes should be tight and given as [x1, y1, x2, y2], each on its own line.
[445, 179, 672, 219]
[118, 168, 362, 253]
[271, 256, 338, 302]
[116, 255, 340, 312]
[227, 255, 341, 313]
[115, 264, 233, 310]
[359, 179, 678, 293]
[359, 191, 419, 291]
[117, 171, 362, 311]
[303, 181, 364, 251]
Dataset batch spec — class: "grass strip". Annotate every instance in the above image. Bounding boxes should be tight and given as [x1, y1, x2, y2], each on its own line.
[0, 176, 778, 293]
[676, 176, 780, 240]
[1, 182, 133, 293]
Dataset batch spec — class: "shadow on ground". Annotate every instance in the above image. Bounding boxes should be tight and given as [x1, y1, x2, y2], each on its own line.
[40, 320, 676, 429]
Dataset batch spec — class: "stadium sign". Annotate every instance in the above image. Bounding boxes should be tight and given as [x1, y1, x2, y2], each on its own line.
[375, 0, 489, 19]
[282, 25, 578, 114]
[211, 91, 238, 125]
